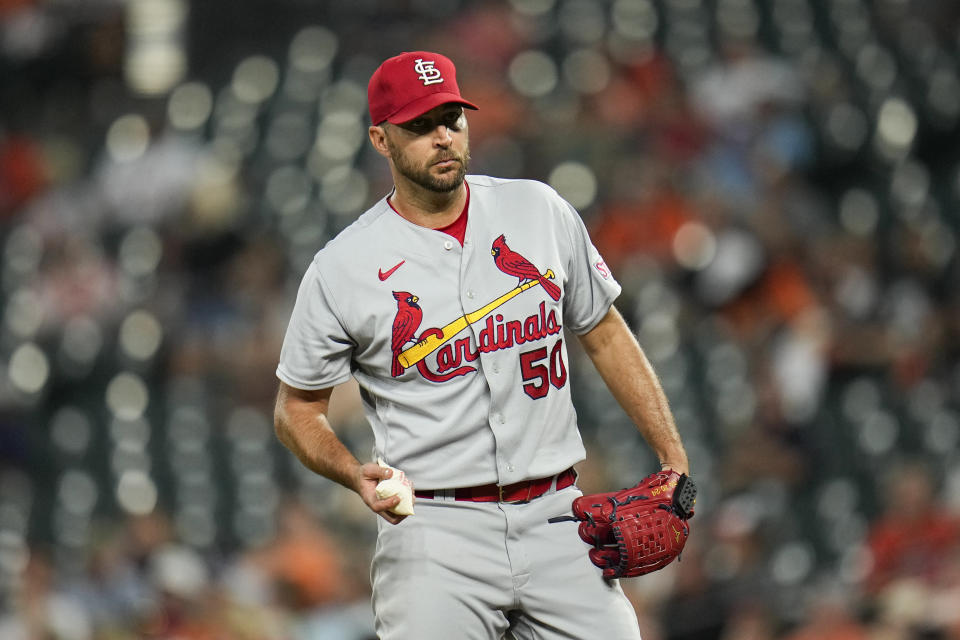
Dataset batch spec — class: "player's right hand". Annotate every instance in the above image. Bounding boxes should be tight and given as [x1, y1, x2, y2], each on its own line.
[356, 462, 408, 525]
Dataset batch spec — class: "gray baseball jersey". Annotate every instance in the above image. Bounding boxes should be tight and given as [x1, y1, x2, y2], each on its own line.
[276, 175, 620, 489]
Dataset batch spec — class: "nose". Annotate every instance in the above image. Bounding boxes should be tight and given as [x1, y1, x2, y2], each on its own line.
[432, 125, 453, 147]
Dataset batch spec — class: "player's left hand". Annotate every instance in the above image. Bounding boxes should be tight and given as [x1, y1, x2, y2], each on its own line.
[356, 462, 409, 525]
[552, 470, 697, 579]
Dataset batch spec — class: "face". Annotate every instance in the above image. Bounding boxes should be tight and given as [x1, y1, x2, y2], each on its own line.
[380, 104, 470, 193]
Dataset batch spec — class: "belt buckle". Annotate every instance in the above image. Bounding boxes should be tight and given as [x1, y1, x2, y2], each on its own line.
[499, 483, 532, 504]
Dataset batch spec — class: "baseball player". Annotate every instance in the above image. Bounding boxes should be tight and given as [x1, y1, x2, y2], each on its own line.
[274, 51, 691, 639]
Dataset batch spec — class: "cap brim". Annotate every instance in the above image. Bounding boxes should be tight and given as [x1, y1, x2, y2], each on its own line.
[385, 93, 479, 124]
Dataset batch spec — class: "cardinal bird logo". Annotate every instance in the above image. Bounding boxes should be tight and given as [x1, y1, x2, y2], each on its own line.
[391, 291, 423, 377]
[491, 234, 561, 301]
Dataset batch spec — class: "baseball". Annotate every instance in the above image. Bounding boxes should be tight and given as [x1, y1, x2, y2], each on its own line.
[375, 458, 415, 516]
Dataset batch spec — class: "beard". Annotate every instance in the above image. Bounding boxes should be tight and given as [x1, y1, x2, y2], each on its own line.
[387, 140, 470, 193]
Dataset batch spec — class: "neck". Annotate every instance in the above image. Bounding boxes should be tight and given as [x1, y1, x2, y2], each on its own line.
[389, 177, 467, 229]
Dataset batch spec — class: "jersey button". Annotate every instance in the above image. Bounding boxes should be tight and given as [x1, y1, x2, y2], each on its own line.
[443, 240, 453, 250]
[467, 290, 475, 299]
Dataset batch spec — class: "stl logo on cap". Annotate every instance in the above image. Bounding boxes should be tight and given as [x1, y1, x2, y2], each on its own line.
[414, 58, 444, 86]
[368, 51, 478, 125]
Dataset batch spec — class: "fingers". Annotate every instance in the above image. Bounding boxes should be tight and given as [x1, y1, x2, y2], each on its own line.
[356, 462, 408, 525]
[381, 510, 408, 525]
[360, 461, 392, 481]
[372, 494, 408, 525]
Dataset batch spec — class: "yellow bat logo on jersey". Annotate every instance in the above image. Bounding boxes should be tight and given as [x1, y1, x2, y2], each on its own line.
[397, 269, 556, 369]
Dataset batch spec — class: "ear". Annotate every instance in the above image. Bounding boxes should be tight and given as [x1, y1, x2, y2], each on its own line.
[368, 125, 392, 159]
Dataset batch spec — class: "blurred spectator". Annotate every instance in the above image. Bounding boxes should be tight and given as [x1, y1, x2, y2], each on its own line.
[865, 461, 960, 594]
[658, 539, 727, 640]
[249, 500, 351, 611]
[780, 586, 869, 640]
[0, 132, 46, 218]
[2, 550, 93, 640]
[718, 601, 777, 640]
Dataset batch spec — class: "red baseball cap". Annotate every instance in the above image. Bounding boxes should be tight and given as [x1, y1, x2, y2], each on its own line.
[368, 51, 479, 125]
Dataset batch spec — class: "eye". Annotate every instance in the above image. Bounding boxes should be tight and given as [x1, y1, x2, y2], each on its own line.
[444, 110, 464, 130]
[400, 118, 431, 134]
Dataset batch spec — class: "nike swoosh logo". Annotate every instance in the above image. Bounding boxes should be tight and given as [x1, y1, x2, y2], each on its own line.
[378, 260, 406, 281]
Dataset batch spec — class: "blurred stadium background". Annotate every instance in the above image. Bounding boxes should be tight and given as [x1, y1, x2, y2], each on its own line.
[1, 0, 959, 638]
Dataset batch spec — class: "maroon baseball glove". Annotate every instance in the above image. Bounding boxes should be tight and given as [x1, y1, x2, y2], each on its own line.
[552, 470, 697, 579]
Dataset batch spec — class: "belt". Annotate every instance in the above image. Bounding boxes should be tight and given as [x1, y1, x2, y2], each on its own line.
[414, 467, 577, 504]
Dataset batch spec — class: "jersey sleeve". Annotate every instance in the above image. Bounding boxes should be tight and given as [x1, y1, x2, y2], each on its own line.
[557, 197, 622, 334]
[276, 259, 355, 390]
